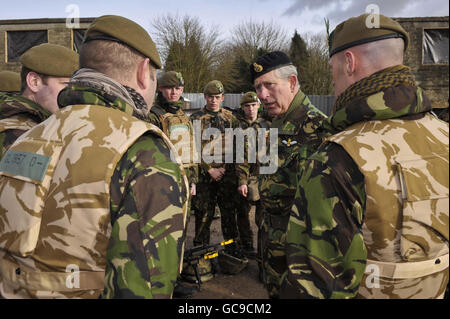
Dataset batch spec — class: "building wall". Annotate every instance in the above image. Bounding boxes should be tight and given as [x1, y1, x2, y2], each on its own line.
[395, 17, 449, 108]
[0, 18, 94, 73]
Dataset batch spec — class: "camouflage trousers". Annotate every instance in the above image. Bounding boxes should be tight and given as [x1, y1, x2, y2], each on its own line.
[235, 195, 254, 248]
[191, 170, 239, 247]
[261, 211, 291, 299]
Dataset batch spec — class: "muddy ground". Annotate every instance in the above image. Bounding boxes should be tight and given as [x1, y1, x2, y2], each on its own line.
[180, 206, 269, 299]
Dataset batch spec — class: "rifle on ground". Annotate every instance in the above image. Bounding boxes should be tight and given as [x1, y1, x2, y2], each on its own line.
[182, 239, 234, 290]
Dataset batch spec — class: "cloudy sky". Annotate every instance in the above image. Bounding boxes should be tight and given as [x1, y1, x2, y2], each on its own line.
[0, 0, 448, 39]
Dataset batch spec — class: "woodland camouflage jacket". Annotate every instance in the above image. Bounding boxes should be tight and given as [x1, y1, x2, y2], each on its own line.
[281, 83, 449, 299]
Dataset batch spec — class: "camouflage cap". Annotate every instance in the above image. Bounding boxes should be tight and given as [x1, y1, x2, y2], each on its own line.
[20, 43, 79, 77]
[158, 71, 184, 88]
[240, 91, 259, 106]
[84, 15, 162, 69]
[328, 13, 409, 57]
[0, 71, 21, 92]
[204, 80, 224, 95]
[250, 51, 293, 82]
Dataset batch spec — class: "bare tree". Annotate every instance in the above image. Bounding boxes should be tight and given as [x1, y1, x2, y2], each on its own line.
[151, 14, 223, 93]
[231, 20, 289, 55]
[300, 33, 333, 95]
[215, 20, 289, 93]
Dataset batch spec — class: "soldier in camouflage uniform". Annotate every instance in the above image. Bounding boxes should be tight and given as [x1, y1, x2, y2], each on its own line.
[281, 14, 449, 299]
[250, 51, 327, 298]
[148, 71, 198, 197]
[190, 81, 244, 260]
[0, 44, 79, 158]
[235, 92, 271, 278]
[0, 15, 188, 299]
[147, 70, 198, 298]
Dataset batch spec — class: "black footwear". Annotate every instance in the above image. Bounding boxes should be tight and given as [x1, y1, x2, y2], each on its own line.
[173, 281, 197, 299]
[242, 244, 257, 259]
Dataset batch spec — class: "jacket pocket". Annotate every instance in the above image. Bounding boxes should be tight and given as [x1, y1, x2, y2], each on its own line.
[395, 153, 449, 261]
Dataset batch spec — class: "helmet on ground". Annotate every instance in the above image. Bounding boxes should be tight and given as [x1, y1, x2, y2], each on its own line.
[218, 250, 248, 275]
[181, 257, 214, 283]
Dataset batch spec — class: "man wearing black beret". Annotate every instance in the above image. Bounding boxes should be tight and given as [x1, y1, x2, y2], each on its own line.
[250, 51, 327, 298]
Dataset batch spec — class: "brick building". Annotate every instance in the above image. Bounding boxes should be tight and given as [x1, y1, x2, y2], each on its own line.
[0, 18, 94, 73]
[395, 16, 449, 108]
[1, 16, 448, 109]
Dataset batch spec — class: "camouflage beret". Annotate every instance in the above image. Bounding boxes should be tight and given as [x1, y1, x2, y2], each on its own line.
[328, 13, 409, 57]
[20, 43, 79, 77]
[0, 71, 21, 92]
[240, 91, 259, 106]
[250, 51, 293, 82]
[84, 15, 162, 69]
[204, 80, 224, 95]
[158, 71, 184, 88]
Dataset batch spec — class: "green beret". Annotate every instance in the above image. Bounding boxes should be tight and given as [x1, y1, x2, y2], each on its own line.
[329, 14, 409, 57]
[84, 15, 162, 69]
[20, 43, 79, 77]
[0, 71, 21, 92]
[240, 91, 259, 106]
[204, 80, 224, 95]
[158, 71, 184, 87]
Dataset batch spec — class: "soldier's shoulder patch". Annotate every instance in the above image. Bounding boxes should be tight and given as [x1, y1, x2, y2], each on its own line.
[0, 150, 51, 183]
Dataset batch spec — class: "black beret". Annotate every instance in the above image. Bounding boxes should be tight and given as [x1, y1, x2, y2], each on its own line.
[250, 51, 293, 82]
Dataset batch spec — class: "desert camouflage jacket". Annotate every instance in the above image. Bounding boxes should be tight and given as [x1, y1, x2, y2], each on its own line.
[281, 84, 445, 299]
[0, 93, 51, 158]
[190, 106, 241, 174]
[148, 94, 198, 185]
[258, 90, 326, 217]
[234, 109, 271, 186]
[58, 85, 188, 299]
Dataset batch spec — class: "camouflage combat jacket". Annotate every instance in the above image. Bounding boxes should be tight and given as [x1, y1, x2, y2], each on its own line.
[234, 109, 271, 186]
[190, 106, 240, 175]
[259, 89, 326, 220]
[149, 94, 198, 185]
[0, 85, 188, 299]
[282, 85, 449, 299]
[0, 93, 51, 159]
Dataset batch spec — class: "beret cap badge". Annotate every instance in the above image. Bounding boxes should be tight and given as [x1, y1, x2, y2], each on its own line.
[253, 63, 264, 73]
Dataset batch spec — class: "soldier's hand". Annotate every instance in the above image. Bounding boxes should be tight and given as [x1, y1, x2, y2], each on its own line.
[208, 168, 223, 181]
[238, 184, 248, 197]
[190, 183, 196, 196]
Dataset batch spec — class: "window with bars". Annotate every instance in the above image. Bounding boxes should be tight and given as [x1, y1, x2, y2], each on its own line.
[72, 29, 87, 53]
[423, 28, 449, 65]
[6, 30, 48, 62]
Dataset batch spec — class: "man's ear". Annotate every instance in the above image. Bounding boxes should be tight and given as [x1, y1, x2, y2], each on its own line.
[344, 51, 356, 76]
[136, 58, 152, 90]
[26, 72, 43, 93]
[289, 74, 298, 92]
